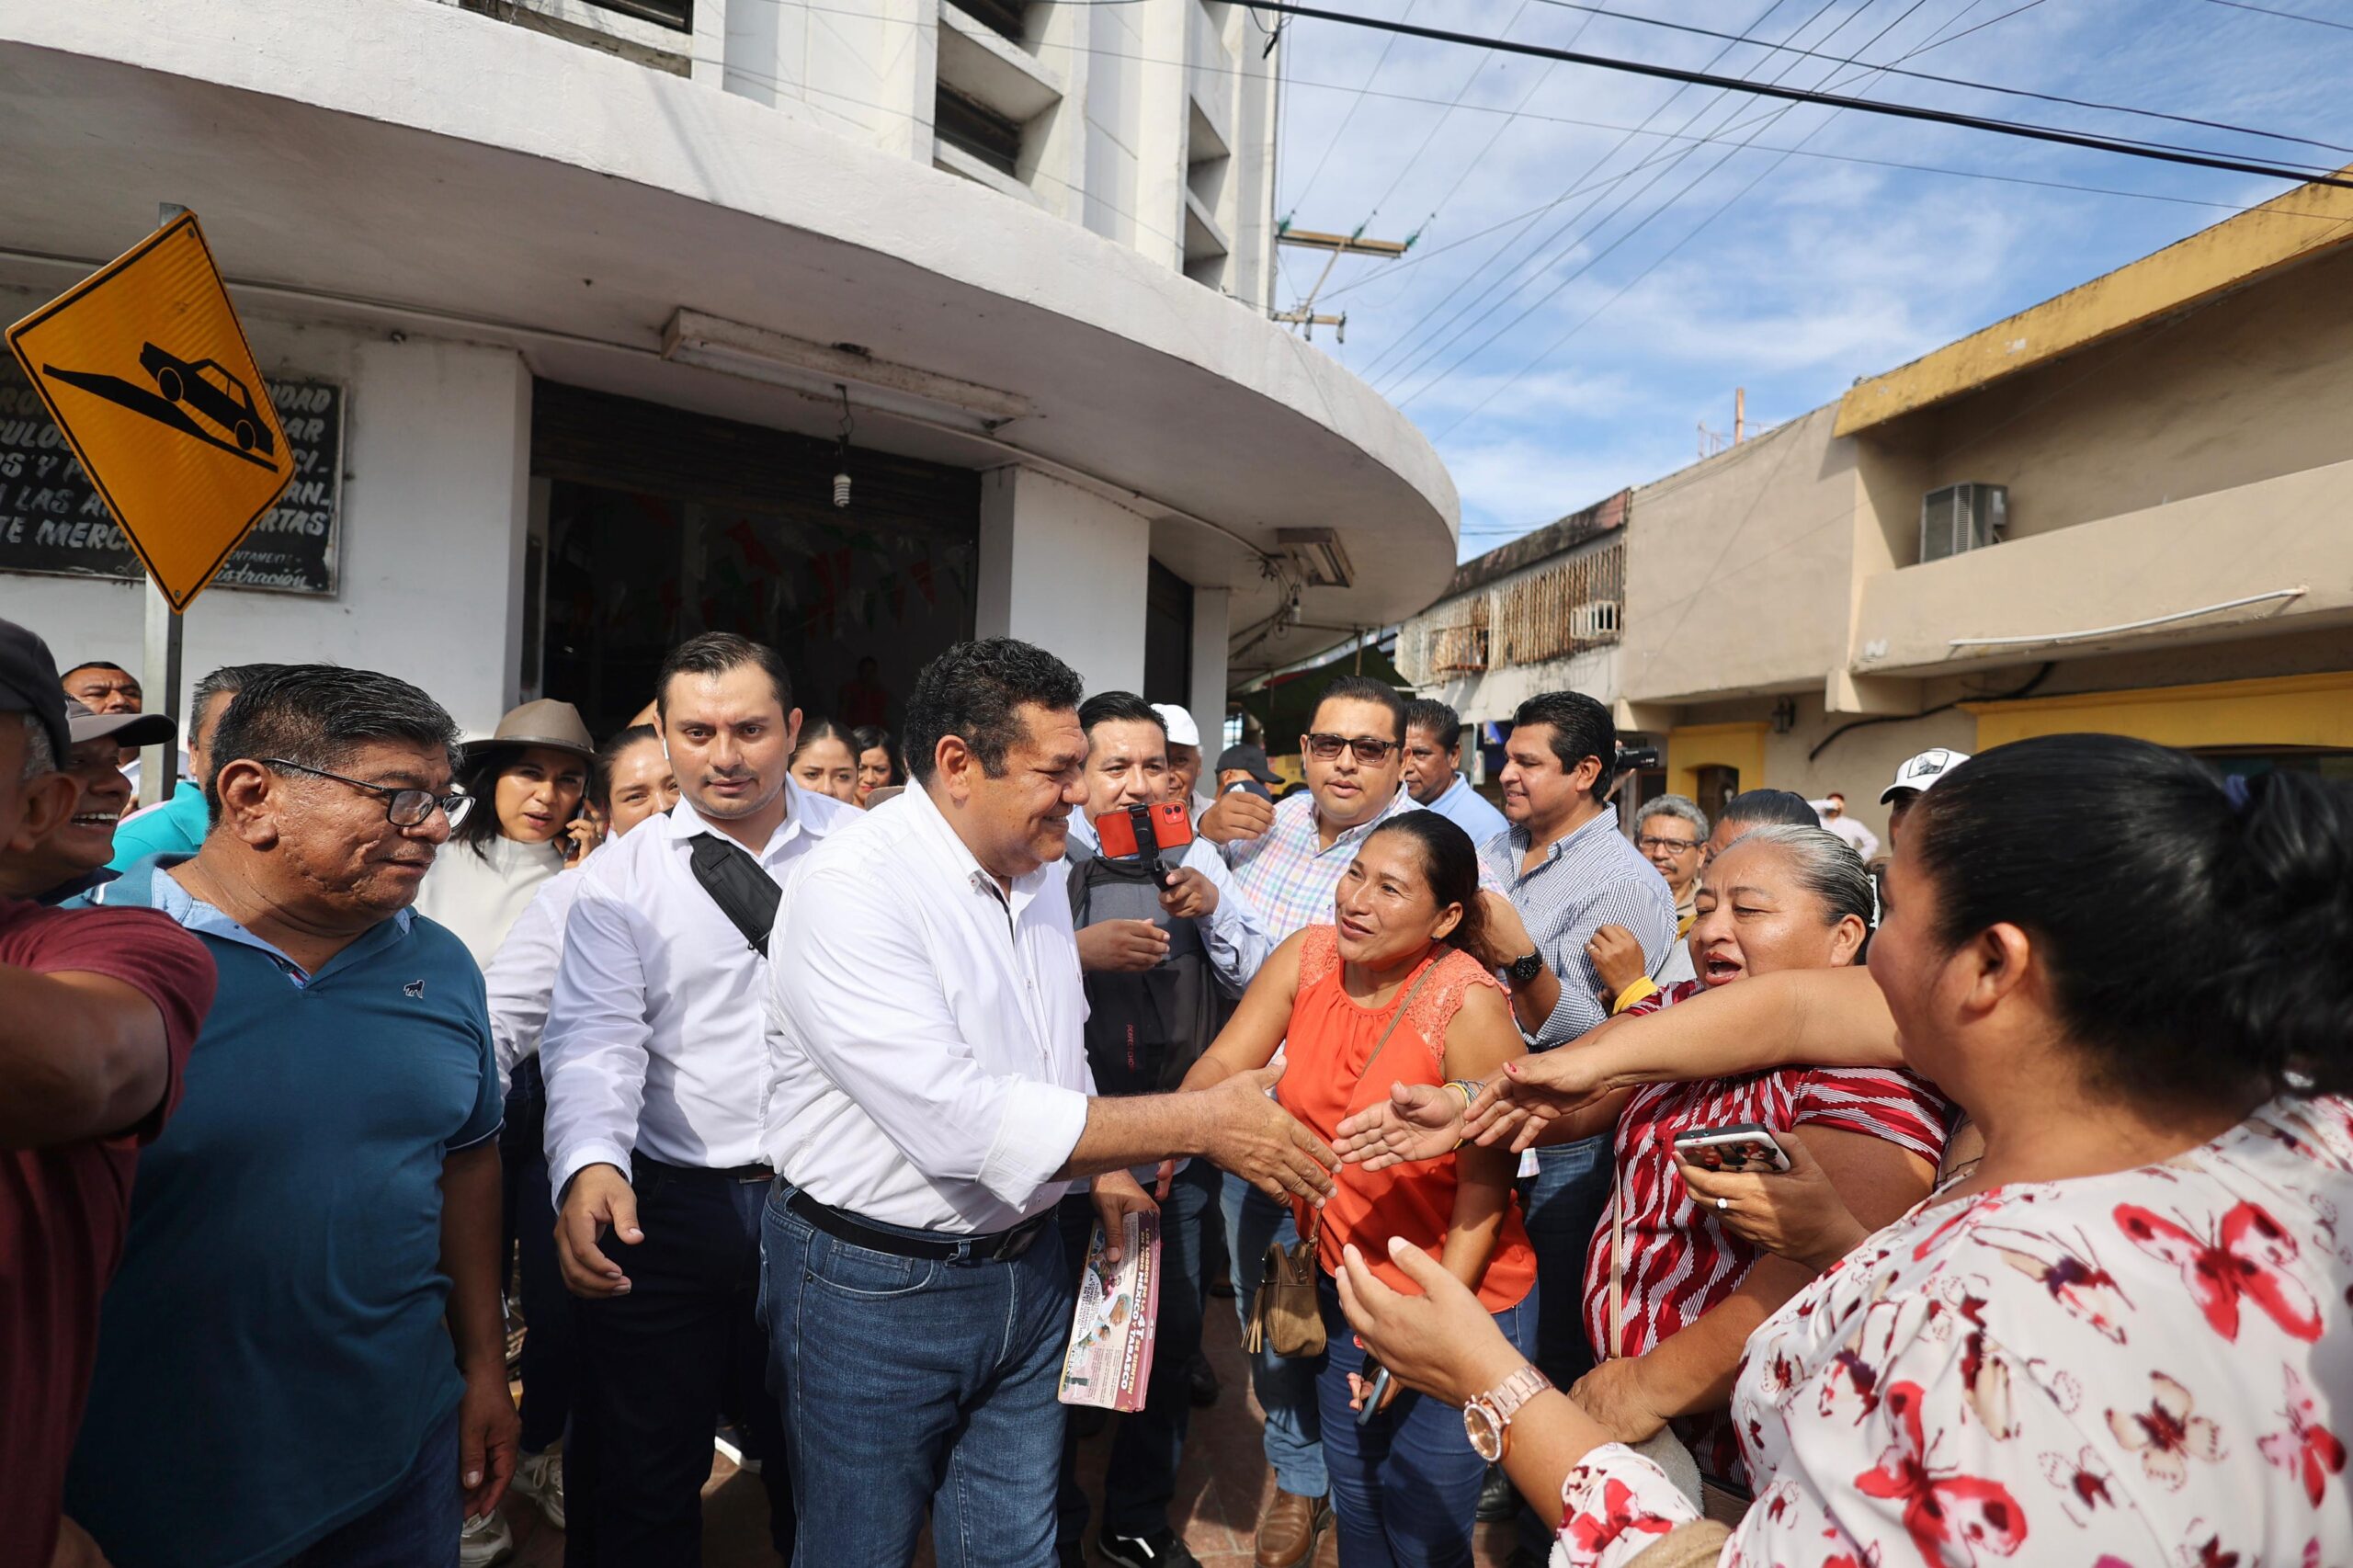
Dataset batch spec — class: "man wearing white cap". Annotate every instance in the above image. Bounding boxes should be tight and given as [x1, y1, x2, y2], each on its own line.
[1152, 703, 1218, 820]
[1881, 745, 1970, 846]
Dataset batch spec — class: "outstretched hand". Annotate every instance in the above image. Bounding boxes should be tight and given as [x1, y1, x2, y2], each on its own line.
[1196, 1063, 1339, 1204]
[1461, 1048, 1620, 1153]
[1334, 1081, 1464, 1170]
[1335, 1236, 1528, 1408]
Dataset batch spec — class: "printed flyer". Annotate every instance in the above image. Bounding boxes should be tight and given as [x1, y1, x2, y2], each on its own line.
[1056, 1210, 1161, 1413]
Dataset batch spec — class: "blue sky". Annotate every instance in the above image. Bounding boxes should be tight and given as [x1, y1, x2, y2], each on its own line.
[1260, 0, 2353, 557]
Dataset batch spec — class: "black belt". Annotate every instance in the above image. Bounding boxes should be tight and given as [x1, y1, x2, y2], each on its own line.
[780, 1184, 1049, 1264]
[632, 1154, 776, 1186]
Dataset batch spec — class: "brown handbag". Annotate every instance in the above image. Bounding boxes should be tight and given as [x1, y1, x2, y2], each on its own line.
[1245, 960, 1442, 1359]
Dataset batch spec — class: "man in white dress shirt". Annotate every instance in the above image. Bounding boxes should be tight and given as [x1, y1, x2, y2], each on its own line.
[763, 639, 1337, 1568]
[542, 634, 856, 1566]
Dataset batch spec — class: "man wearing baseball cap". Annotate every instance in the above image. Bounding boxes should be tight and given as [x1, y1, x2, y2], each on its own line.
[0, 701, 176, 905]
[1880, 746, 1971, 846]
[1153, 703, 1217, 819]
[0, 616, 218, 1568]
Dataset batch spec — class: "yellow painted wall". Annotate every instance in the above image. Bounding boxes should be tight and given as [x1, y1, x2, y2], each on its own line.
[1667, 721, 1769, 799]
[1966, 671, 2353, 751]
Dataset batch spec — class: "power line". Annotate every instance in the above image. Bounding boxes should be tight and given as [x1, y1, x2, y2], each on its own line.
[1372, 0, 1870, 396]
[1239, 0, 2353, 188]
[1289, 0, 1421, 219]
[2198, 0, 2353, 32]
[1354, 0, 1538, 230]
[1528, 0, 2353, 153]
[1357, 0, 1815, 386]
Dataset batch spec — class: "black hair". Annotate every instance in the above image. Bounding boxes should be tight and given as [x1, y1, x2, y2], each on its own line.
[1312, 676, 1408, 744]
[791, 716, 853, 761]
[655, 632, 793, 718]
[1719, 789, 1820, 831]
[1909, 734, 2353, 1102]
[61, 660, 131, 680]
[452, 739, 591, 855]
[206, 665, 460, 825]
[1077, 690, 1166, 738]
[903, 638, 1086, 784]
[851, 725, 893, 761]
[1404, 699, 1464, 753]
[188, 664, 279, 767]
[1510, 690, 1615, 800]
[589, 723, 664, 812]
[1365, 812, 1490, 959]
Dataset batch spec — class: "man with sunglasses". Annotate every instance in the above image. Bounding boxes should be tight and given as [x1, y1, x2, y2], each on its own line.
[70, 664, 517, 1568]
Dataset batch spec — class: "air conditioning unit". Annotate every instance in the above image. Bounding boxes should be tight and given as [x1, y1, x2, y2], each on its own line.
[1919, 483, 2006, 563]
[1568, 601, 1620, 640]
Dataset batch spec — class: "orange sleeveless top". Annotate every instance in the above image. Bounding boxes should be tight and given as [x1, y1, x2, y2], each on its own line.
[1274, 927, 1536, 1311]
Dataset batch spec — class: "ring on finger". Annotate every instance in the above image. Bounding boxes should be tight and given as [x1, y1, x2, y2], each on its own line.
[1716, 1196, 1730, 1210]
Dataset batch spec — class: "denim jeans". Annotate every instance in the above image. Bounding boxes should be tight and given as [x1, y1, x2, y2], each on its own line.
[1314, 1276, 1535, 1568]
[1055, 1158, 1212, 1545]
[762, 1184, 1070, 1568]
[1516, 1133, 1611, 1559]
[278, 1410, 458, 1567]
[1220, 1171, 1327, 1497]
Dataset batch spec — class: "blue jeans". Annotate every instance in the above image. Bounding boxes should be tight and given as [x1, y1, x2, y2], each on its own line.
[278, 1410, 458, 1567]
[1517, 1134, 1611, 1558]
[1055, 1159, 1212, 1544]
[762, 1185, 1070, 1568]
[1221, 1171, 1327, 1497]
[1315, 1277, 1536, 1568]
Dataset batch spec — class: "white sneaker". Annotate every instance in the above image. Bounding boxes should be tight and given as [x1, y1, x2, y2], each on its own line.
[511, 1448, 566, 1530]
[458, 1509, 515, 1567]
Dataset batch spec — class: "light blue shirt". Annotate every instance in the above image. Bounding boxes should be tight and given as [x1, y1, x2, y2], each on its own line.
[105, 780, 210, 870]
[1424, 773, 1509, 848]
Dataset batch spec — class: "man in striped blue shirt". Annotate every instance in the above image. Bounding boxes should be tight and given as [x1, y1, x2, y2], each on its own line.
[1474, 689, 1675, 1554]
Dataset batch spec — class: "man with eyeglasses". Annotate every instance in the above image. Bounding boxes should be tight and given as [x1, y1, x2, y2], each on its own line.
[1195, 673, 1422, 1568]
[69, 664, 517, 1568]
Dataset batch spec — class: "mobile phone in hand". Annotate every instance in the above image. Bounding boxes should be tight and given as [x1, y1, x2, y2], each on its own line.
[1671, 1122, 1792, 1174]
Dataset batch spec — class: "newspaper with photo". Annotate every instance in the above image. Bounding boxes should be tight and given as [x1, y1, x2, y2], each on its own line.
[1056, 1210, 1161, 1413]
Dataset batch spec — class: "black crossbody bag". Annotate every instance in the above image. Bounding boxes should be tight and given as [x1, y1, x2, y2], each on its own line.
[688, 834, 783, 957]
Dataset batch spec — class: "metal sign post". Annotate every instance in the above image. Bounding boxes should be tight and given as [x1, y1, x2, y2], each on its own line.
[138, 205, 188, 809]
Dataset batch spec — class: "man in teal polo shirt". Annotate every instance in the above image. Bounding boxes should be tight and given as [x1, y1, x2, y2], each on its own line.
[68, 664, 516, 1568]
[104, 664, 273, 871]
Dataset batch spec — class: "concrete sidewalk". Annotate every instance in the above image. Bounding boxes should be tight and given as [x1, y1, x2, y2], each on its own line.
[504, 1310, 1523, 1566]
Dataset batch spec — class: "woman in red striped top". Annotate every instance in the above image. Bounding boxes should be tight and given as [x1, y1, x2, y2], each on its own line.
[1566, 825, 1948, 1489]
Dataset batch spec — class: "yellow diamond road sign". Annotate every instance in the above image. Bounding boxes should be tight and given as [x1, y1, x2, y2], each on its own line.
[6, 213, 291, 612]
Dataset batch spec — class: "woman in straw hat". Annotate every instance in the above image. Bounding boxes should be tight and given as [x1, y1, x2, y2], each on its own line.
[415, 698, 596, 968]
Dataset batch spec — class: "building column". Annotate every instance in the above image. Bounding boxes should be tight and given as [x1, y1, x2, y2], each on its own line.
[1188, 585, 1229, 749]
[975, 466, 1149, 695]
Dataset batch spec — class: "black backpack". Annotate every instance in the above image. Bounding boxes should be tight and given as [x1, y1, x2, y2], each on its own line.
[1066, 842, 1222, 1096]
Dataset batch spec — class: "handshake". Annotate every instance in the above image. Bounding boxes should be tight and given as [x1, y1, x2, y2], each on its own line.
[1168, 1063, 1340, 1204]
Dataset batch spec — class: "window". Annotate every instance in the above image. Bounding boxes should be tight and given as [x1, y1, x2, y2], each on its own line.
[588, 0, 689, 28]
[935, 85, 1024, 178]
[945, 0, 1027, 44]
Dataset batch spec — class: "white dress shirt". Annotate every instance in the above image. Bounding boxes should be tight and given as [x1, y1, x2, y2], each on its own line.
[483, 867, 587, 1094]
[1065, 809, 1275, 994]
[763, 784, 1097, 1233]
[541, 781, 858, 1199]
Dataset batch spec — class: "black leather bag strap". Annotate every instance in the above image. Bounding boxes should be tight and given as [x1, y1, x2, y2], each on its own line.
[688, 834, 783, 957]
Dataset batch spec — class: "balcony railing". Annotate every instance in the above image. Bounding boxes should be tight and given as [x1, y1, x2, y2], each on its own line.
[1396, 538, 1623, 684]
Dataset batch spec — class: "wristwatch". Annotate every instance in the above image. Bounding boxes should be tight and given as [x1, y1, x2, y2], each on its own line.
[1506, 950, 1546, 986]
[1464, 1363, 1552, 1462]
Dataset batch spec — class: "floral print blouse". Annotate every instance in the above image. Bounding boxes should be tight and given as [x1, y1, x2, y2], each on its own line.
[1553, 1094, 2353, 1568]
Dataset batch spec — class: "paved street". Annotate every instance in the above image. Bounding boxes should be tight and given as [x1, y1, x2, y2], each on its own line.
[502, 1308, 1521, 1566]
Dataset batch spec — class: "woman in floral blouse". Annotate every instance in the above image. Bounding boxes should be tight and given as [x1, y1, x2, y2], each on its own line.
[1334, 735, 2353, 1567]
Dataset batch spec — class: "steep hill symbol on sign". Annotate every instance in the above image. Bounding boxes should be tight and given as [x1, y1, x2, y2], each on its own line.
[43, 343, 278, 472]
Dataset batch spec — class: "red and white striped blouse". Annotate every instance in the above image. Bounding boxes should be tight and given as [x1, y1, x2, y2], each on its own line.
[1578, 979, 1950, 1483]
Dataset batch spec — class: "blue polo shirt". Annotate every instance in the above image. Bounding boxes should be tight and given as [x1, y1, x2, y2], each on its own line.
[105, 779, 210, 871]
[1426, 772, 1510, 848]
[64, 857, 502, 1568]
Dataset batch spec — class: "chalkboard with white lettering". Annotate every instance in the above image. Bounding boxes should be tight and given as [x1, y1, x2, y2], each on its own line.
[0, 364, 342, 596]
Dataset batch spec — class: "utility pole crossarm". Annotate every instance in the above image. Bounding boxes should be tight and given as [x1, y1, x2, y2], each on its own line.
[1275, 228, 1412, 257]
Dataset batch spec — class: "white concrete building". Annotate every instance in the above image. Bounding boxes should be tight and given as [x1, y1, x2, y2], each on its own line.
[0, 0, 1456, 738]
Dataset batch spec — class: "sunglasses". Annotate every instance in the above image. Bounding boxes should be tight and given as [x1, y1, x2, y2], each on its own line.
[1302, 733, 1401, 765]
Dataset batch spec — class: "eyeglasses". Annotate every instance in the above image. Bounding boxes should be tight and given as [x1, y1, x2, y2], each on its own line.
[1302, 733, 1400, 765]
[1637, 835, 1701, 856]
[261, 757, 473, 828]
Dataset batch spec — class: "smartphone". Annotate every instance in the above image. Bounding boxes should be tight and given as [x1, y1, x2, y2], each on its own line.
[1672, 1122, 1792, 1174]
[1356, 1358, 1393, 1426]
[1095, 801, 1196, 859]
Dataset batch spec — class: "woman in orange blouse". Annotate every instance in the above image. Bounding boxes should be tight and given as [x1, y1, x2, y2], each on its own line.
[1181, 812, 1532, 1567]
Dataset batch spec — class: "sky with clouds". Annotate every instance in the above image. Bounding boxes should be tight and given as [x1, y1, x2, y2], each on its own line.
[1257, 0, 2353, 557]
